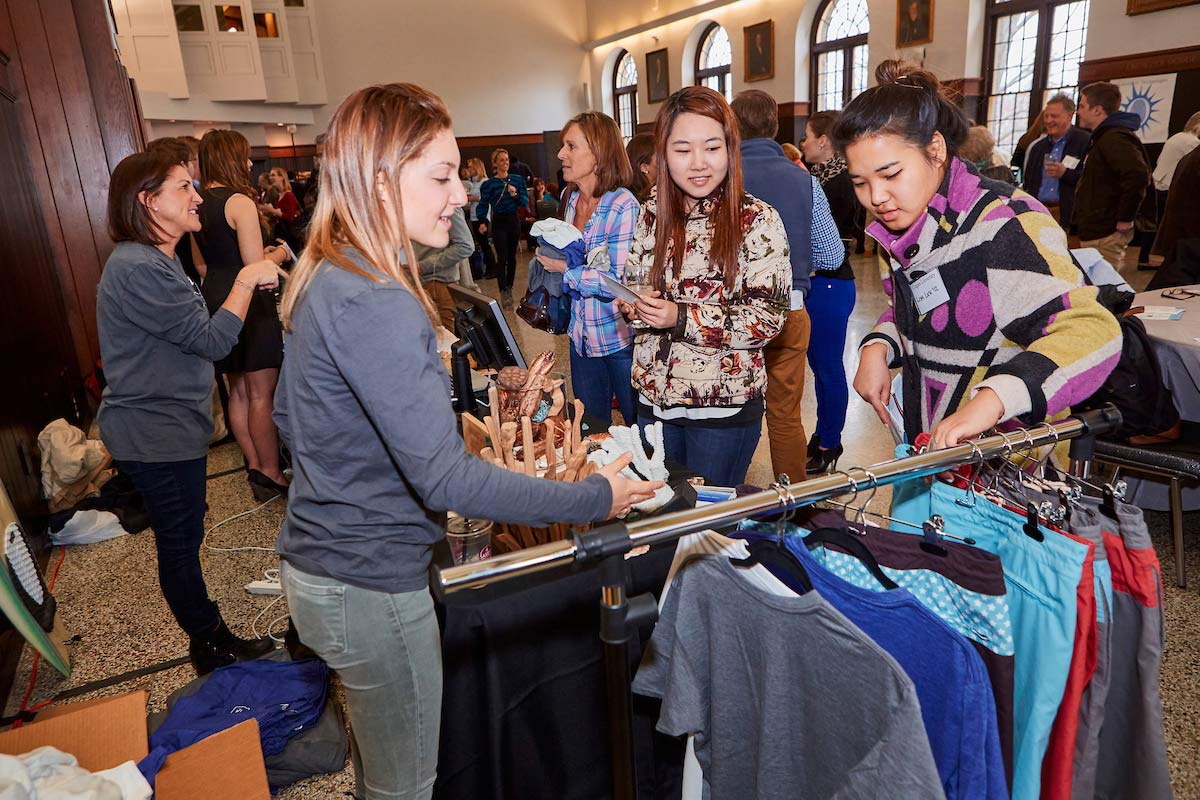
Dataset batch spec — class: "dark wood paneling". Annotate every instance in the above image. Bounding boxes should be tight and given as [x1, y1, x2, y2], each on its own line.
[0, 51, 79, 525]
[1170, 69, 1200, 132]
[457, 135, 553, 187]
[778, 101, 811, 146]
[0, 0, 143, 393]
[456, 132, 545, 147]
[1079, 44, 1200, 83]
[0, 0, 138, 705]
[71, 0, 144, 173]
[0, 48, 13, 101]
[39, 0, 115, 300]
[4, 0, 103, 376]
[944, 78, 985, 123]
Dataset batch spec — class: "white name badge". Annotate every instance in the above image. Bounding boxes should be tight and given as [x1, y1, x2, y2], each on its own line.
[911, 270, 950, 315]
[1060, 155, 1080, 170]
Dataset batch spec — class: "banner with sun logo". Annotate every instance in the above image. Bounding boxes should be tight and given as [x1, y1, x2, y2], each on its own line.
[1113, 73, 1177, 144]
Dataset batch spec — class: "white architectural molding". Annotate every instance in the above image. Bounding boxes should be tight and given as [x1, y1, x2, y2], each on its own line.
[109, 0, 190, 99]
[284, 0, 327, 105]
[253, 0, 300, 103]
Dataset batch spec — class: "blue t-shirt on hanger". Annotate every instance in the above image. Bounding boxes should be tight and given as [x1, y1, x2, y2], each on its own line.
[736, 523, 1008, 800]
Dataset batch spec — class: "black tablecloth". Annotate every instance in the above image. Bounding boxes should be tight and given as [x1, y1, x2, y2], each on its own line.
[435, 410, 693, 799]
[433, 542, 684, 800]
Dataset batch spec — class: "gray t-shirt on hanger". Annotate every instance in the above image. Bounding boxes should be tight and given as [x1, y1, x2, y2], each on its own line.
[633, 555, 945, 800]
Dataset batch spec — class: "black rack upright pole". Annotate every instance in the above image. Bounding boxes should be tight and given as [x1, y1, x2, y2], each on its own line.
[599, 555, 636, 800]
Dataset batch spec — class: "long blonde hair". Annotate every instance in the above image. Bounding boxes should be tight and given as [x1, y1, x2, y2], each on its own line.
[467, 157, 487, 180]
[281, 83, 445, 330]
[268, 166, 292, 193]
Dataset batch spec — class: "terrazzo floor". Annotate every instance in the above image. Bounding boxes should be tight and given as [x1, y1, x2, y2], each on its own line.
[8, 248, 1197, 798]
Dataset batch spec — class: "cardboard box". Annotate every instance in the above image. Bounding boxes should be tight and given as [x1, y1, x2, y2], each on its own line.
[0, 690, 270, 799]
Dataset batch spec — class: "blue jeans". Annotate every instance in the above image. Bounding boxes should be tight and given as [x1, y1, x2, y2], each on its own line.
[282, 562, 442, 800]
[806, 276, 856, 449]
[115, 458, 219, 638]
[570, 343, 635, 426]
[659, 418, 761, 487]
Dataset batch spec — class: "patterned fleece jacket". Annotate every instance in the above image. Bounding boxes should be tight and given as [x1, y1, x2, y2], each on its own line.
[629, 190, 791, 409]
[861, 157, 1121, 440]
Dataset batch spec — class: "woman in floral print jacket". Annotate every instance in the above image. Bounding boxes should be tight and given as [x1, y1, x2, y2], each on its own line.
[619, 86, 790, 486]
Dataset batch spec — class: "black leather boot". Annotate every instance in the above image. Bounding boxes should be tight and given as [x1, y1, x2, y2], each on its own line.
[189, 617, 275, 675]
[805, 443, 844, 476]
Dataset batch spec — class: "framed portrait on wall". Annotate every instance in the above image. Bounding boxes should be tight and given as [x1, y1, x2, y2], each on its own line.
[896, 0, 934, 47]
[646, 48, 670, 103]
[744, 20, 774, 82]
[1127, 0, 1199, 14]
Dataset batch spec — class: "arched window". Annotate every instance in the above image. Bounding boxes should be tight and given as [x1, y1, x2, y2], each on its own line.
[613, 50, 639, 143]
[984, 0, 1090, 157]
[696, 23, 732, 101]
[811, 0, 869, 112]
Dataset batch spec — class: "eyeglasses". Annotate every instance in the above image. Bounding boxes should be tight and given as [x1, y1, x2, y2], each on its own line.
[1161, 287, 1200, 300]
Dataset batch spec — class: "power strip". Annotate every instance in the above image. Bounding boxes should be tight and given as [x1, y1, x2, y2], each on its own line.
[245, 578, 282, 596]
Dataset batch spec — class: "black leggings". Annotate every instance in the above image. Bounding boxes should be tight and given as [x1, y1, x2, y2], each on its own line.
[491, 211, 520, 291]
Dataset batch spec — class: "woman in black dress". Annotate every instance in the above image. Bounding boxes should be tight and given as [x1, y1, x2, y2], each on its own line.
[195, 130, 290, 499]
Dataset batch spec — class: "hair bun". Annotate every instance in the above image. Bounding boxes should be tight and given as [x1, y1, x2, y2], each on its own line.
[874, 59, 941, 95]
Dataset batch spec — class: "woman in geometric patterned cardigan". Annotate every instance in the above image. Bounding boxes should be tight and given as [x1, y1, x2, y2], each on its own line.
[839, 62, 1121, 450]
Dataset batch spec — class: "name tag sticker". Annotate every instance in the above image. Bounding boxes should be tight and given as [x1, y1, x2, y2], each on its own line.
[911, 270, 950, 315]
[1060, 155, 1080, 170]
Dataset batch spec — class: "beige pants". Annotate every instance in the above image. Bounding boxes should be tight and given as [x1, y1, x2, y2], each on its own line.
[1080, 228, 1135, 270]
[764, 309, 812, 483]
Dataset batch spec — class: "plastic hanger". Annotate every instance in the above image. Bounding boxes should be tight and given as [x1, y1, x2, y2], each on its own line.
[805, 471, 899, 591]
[730, 480, 813, 594]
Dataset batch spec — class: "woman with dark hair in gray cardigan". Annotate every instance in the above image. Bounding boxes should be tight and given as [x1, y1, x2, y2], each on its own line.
[97, 150, 284, 674]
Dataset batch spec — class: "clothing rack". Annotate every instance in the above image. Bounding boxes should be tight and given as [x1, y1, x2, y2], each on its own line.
[432, 405, 1121, 800]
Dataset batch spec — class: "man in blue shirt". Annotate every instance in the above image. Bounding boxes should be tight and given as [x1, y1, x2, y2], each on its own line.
[731, 90, 844, 482]
[1021, 93, 1090, 231]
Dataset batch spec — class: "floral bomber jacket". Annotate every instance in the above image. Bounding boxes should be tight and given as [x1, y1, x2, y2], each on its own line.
[628, 191, 791, 409]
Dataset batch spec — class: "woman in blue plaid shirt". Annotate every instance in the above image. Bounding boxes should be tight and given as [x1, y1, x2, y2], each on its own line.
[535, 112, 640, 425]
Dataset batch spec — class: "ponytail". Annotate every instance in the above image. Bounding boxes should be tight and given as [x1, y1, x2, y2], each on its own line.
[831, 59, 969, 160]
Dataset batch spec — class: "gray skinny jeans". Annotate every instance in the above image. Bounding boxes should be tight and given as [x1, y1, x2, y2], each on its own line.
[281, 561, 442, 800]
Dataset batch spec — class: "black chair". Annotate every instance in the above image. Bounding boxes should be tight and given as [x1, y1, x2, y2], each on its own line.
[1093, 423, 1200, 587]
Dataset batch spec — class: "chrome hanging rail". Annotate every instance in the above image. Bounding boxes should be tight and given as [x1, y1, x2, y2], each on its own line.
[434, 406, 1121, 595]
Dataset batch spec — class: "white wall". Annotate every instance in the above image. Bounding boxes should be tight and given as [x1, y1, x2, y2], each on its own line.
[309, 0, 589, 138]
[1086, 0, 1200, 61]
[585, 0, 989, 130]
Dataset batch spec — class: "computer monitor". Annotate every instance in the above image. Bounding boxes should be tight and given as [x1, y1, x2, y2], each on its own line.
[447, 284, 526, 413]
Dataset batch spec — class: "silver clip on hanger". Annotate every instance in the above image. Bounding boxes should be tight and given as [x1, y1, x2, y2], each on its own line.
[983, 430, 1016, 494]
[767, 479, 791, 544]
[955, 439, 987, 508]
[831, 470, 860, 505]
[851, 471, 879, 535]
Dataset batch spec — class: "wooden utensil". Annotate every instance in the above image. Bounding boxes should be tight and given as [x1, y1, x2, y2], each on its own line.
[563, 448, 588, 483]
[495, 532, 523, 554]
[521, 417, 537, 477]
[544, 421, 558, 479]
[461, 413, 489, 458]
[572, 399, 585, 459]
[499, 422, 519, 471]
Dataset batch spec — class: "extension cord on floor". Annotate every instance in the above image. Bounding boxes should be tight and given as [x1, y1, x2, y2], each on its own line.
[245, 578, 282, 596]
